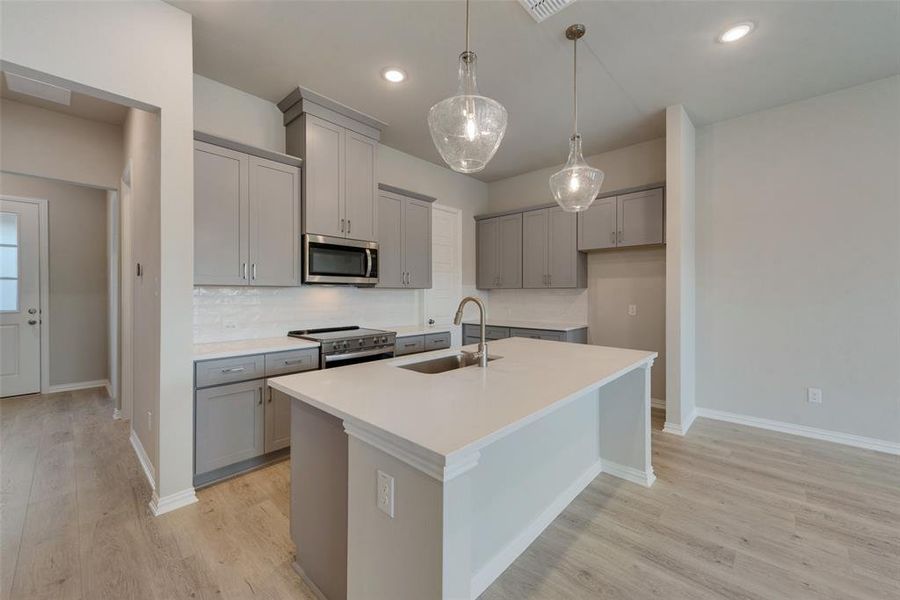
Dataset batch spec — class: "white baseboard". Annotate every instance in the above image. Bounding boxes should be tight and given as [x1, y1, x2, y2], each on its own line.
[130, 428, 156, 491]
[469, 458, 604, 599]
[650, 397, 666, 410]
[46, 379, 110, 394]
[150, 487, 198, 516]
[663, 408, 697, 436]
[292, 562, 328, 600]
[601, 459, 657, 487]
[696, 408, 900, 456]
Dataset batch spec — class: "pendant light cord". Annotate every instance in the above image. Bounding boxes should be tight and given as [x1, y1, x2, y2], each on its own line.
[573, 35, 578, 137]
[465, 0, 470, 55]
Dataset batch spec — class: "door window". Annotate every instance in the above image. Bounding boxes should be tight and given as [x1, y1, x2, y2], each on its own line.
[0, 212, 18, 312]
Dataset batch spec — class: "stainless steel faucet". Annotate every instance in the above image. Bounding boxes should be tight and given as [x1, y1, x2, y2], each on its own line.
[453, 296, 488, 367]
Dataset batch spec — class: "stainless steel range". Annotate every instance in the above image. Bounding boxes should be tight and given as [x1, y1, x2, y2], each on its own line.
[288, 326, 396, 369]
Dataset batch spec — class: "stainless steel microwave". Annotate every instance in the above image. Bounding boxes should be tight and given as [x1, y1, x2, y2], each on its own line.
[303, 234, 378, 285]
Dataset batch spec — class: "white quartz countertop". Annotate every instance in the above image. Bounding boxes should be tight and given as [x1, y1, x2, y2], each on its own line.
[193, 337, 320, 361]
[269, 337, 655, 464]
[462, 319, 588, 332]
[384, 324, 452, 338]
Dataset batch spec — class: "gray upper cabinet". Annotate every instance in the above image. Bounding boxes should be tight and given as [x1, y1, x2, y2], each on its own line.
[578, 186, 665, 250]
[288, 113, 378, 241]
[376, 189, 432, 289]
[194, 138, 301, 286]
[195, 378, 266, 475]
[577, 196, 617, 251]
[194, 141, 249, 286]
[477, 213, 522, 290]
[522, 207, 585, 289]
[618, 187, 664, 247]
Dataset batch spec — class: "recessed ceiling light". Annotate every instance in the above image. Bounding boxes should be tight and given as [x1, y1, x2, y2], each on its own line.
[381, 68, 407, 83]
[718, 22, 755, 43]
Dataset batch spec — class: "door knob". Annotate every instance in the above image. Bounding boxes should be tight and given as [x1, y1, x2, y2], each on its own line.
[28, 319, 38, 325]
[27, 308, 37, 314]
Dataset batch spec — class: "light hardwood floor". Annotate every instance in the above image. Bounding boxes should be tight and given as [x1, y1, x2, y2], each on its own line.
[2, 388, 898, 599]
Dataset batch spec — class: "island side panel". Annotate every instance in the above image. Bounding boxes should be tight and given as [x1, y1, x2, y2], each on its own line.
[291, 398, 348, 600]
[468, 390, 602, 596]
[346, 437, 451, 600]
[596, 363, 655, 485]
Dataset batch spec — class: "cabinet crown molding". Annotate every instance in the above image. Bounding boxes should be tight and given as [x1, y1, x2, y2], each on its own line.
[278, 85, 387, 141]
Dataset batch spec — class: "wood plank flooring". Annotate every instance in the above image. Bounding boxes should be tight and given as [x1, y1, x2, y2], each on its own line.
[2, 388, 898, 599]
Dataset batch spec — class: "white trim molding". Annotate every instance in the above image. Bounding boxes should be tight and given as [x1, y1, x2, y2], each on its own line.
[130, 428, 155, 490]
[650, 397, 666, 410]
[47, 379, 111, 394]
[663, 408, 696, 436]
[150, 488, 198, 516]
[602, 459, 657, 488]
[470, 458, 604, 599]
[696, 408, 900, 456]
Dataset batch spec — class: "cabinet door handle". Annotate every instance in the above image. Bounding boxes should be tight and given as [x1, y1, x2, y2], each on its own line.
[258, 387, 264, 406]
[267, 389, 272, 403]
[347, 219, 351, 235]
[610, 230, 616, 244]
[340, 218, 345, 233]
[618, 230, 623, 243]
[242, 263, 247, 280]
[221, 367, 245, 374]
[252, 263, 257, 280]
[283, 359, 305, 365]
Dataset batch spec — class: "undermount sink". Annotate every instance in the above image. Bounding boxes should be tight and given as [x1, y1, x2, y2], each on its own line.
[398, 352, 500, 374]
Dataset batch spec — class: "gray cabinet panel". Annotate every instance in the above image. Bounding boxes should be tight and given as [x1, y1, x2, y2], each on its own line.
[302, 115, 345, 238]
[424, 332, 451, 350]
[264, 348, 318, 377]
[510, 328, 565, 342]
[548, 207, 577, 288]
[195, 354, 266, 389]
[404, 199, 432, 289]
[195, 379, 265, 474]
[522, 209, 549, 288]
[265, 387, 292, 454]
[376, 193, 404, 288]
[476, 218, 499, 289]
[618, 188, 664, 247]
[464, 336, 481, 345]
[463, 324, 510, 340]
[248, 156, 300, 286]
[194, 141, 249, 285]
[344, 131, 376, 241]
[577, 196, 617, 251]
[497, 213, 522, 289]
[395, 336, 425, 356]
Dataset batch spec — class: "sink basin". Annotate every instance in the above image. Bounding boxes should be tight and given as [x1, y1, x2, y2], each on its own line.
[398, 352, 500, 374]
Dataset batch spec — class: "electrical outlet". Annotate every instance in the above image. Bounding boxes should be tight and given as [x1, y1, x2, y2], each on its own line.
[807, 387, 822, 404]
[628, 304, 637, 316]
[377, 470, 394, 518]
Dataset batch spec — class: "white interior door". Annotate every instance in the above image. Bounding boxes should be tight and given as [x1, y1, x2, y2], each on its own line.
[424, 204, 462, 345]
[0, 199, 42, 397]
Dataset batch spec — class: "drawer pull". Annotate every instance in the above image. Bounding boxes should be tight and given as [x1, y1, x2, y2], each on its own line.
[221, 367, 245, 374]
[403, 343, 417, 348]
[283, 359, 306, 365]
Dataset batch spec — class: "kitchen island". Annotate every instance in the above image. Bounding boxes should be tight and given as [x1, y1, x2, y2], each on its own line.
[269, 337, 657, 600]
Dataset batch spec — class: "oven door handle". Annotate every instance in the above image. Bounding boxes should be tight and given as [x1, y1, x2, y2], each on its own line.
[365, 248, 373, 278]
[324, 347, 392, 363]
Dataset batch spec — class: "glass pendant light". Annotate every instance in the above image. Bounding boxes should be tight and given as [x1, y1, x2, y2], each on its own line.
[549, 24, 604, 212]
[428, 0, 508, 173]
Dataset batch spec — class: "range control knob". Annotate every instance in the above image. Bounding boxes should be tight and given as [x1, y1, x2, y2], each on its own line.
[358, 339, 364, 347]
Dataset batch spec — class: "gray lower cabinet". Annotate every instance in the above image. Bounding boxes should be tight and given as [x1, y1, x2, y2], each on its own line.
[477, 213, 522, 290]
[523, 207, 585, 289]
[194, 347, 318, 486]
[195, 378, 266, 475]
[464, 323, 587, 344]
[578, 187, 664, 250]
[377, 189, 433, 289]
[394, 332, 451, 356]
[194, 138, 301, 286]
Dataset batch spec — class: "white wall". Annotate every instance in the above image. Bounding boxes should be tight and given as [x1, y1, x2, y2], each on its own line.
[1, 0, 196, 506]
[486, 138, 667, 399]
[695, 75, 900, 445]
[0, 173, 109, 387]
[191, 80, 490, 342]
[193, 74, 285, 152]
[0, 98, 123, 189]
[664, 105, 696, 432]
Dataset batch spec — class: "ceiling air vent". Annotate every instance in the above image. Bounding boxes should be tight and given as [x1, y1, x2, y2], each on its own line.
[518, 0, 577, 23]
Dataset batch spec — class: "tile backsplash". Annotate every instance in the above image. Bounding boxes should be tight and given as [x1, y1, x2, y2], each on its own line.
[487, 288, 588, 324]
[193, 286, 422, 343]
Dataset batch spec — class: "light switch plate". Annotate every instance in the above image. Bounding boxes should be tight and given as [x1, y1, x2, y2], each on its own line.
[377, 470, 394, 518]
[807, 387, 822, 404]
[628, 304, 637, 316]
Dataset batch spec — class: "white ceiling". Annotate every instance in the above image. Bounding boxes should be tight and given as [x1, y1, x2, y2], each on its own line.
[172, 1, 900, 181]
